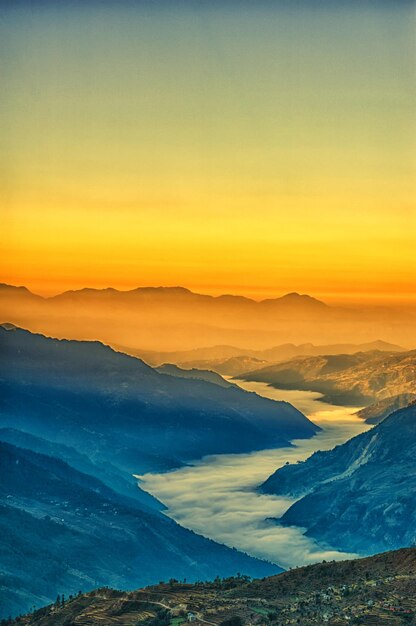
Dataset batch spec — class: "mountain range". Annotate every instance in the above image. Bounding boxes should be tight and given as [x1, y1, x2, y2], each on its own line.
[238, 349, 416, 406]
[127, 339, 404, 370]
[1, 282, 415, 351]
[0, 324, 320, 618]
[0, 325, 317, 476]
[2, 287, 415, 622]
[260, 403, 416, 555]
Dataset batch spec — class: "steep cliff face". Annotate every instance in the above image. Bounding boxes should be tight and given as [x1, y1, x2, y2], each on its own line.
[260, 405, 416, 555]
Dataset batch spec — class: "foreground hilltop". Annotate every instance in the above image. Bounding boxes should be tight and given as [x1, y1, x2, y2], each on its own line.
[11, 548, 416, 626]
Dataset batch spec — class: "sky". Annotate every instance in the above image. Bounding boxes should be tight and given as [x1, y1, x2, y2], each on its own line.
[1, 0, 415, 301]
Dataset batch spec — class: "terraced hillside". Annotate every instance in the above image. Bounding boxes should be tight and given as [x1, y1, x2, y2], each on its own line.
[9, 548, 416, 626]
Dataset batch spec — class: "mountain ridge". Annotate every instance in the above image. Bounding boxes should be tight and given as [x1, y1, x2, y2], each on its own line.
[2, 282, 415, 350]
[238, 349, 416, 406]
[0, 282, 328, 307]
[115, 339, 405, 371]
[260, 403, 416, 555]
[0, 440, 280, 619]
[0, 324, 318, 472]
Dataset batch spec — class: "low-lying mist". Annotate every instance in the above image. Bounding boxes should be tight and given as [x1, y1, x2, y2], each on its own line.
[139, 382, 370, 570]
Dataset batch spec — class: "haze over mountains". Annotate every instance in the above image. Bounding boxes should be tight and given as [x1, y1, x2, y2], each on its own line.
[1, 283, 415, 352]
[129, 339, 404, 371]
[261, 404, 416, 555]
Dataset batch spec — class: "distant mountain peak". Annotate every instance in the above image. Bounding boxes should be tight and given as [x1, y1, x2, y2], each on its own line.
[260, 292, 328, 308]
[130, 285, 194, 294]
[53, 285, 196, 299]
[0, 283, 34, 294]
[0, 322, 18, 331]
[281, 292, 323, 302]
[368, 339, 405, 351]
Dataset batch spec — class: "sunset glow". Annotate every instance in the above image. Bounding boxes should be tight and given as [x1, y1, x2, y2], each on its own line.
[2, 1, 415, 301]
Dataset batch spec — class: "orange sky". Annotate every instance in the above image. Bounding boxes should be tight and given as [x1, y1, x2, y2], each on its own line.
[1, 2, 415, 303]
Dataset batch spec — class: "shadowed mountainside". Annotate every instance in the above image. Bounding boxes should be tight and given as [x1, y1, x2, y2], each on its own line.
[0, 440, 280, 620]
[260, 404, 416, 555]
[0, 324, 318, 481]
[155, 363, 234, 388]
[0, 426, 164, 510]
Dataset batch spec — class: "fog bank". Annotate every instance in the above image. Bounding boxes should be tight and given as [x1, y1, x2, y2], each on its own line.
[139, 382, 370, 570]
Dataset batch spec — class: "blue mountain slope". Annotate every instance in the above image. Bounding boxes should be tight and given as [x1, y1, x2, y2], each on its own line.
[260, 404, 416, 555]
[0, 440, 281, 619]
[0, 427, 164, 511]
[0, 326, 318, 480]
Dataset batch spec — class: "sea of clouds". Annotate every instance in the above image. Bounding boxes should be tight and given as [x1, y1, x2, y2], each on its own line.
[138, 380, 370, 570]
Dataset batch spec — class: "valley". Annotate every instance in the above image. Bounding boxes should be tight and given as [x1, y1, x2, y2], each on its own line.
[3, 1, 415, 623]
[0, 320, 414, 622]
[139, 380, 370, 569]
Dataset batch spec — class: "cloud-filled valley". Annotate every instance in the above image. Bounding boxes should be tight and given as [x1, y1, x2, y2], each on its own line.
[139, 381, 370, 570]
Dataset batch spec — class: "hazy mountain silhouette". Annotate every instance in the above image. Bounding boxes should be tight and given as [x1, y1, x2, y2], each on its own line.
[1, 283, 415, 351]
[127, 340, 405, 366]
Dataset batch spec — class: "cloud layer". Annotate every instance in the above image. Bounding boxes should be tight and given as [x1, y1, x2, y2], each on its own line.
[139, 381, 370, 570]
